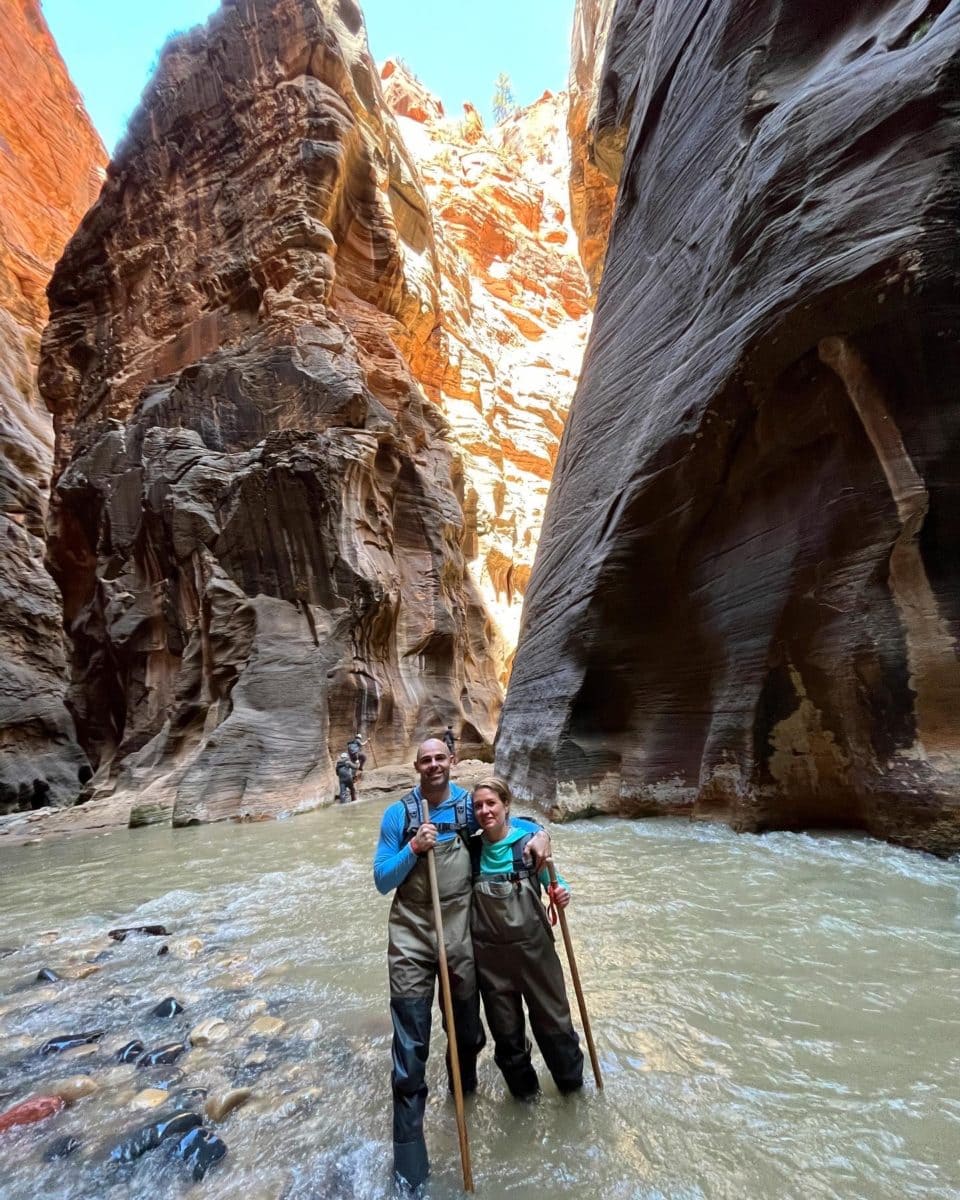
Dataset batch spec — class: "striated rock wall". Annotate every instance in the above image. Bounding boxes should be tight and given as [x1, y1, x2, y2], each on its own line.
[39, 0, 502, 827]
[0, 0, 105, 812]
[382, 63, 592, 679]
[498, 0, 960, 855]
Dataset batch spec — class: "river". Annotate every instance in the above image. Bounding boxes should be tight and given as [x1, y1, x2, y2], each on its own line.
[0, 800, 957, 1199]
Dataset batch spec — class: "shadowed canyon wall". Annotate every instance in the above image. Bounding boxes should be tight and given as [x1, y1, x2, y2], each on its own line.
[498, 0, 960, 855]
[0, 0, 105, 813]
[38, 0, 509, 828]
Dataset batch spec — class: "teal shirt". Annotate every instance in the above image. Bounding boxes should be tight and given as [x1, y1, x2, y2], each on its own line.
[479, 822, 569, 891]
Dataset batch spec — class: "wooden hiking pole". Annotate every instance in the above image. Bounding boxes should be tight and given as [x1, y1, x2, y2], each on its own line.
[421, 795, 474, 1192]
[546, 857, 604, 1090]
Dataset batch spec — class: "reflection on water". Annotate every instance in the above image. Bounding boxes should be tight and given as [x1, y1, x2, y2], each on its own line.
[0, 805, 958, 1199]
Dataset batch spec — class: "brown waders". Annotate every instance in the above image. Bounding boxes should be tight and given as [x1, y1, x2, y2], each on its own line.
[388, 834, 484, 1191]
[472, 871, 584, 1099]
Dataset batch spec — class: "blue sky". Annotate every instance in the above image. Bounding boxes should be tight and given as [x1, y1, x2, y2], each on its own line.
[41, 0, 577, 154]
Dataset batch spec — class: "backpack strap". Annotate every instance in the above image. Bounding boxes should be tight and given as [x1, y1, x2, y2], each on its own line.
[475, 832, 539, 884]
[401, 789, 472, 844]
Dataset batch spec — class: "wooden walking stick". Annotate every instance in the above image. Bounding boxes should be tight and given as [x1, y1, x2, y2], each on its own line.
[546, 857, 603, 1090]
[421, 796, 474, 1192]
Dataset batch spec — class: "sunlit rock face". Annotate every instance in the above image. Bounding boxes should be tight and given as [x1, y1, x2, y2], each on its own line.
[39, 0, 502, 827]
[381, 61, 592, 682]
[498, 1, 960, 855]
[0, 0, 105, 813]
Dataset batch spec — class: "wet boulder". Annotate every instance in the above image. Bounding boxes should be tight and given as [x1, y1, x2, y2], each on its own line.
[110, 1111, 202, 1164]
[44, 1134, 82, 1160]
[137, 1043, 187, 1068]
[108, 925, 169, 942]
[35, 967, 61, 983]
[175, 1126, 227, 1181]
[40, 1030, 104, 1056]
[151, 997, 184, 1018]
[0, 1095, 65, 1133]
[117, 1039, 144, 1064]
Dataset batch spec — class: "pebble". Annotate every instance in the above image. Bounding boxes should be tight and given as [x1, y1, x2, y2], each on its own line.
[116, 1039, 145, 1063]
[168, 937, 204, 959]
[0, 947, 16, 958]
[59, 963, 102, 981]
[44, 1134, 81, 1160]
[40, 1031, 104, 1056]
[0, 1095, 65, 1132]
[35, 967, 61, 983]
[189, 1018, 230, 1047]
[246, 1016, 285, 1038]
[49, 1076, 99, 1103]
[176, 1126, 227, 1181]
[137, 1042, 187, 1068]
[130, 1088, 171, 1110]
[59, 1043, 99, 1062]
[151, 996, 185, 1018]
[108, 925, 168, 942]
[204, 1088, 252, 1122]
[37, 931, 60, 946]
[236, 998, 268, 1020]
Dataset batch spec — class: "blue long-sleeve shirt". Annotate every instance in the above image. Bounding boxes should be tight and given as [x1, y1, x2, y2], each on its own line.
[373, 784, 542, 895]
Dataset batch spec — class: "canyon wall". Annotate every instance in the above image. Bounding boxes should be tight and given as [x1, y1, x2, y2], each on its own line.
[38, 0, 505, 827]
[0, 0, 105, 813]
[498, 0, 960, 855]
[381, 62, 591, 679]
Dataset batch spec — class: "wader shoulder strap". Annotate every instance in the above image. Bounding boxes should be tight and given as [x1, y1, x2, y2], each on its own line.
[401, 790, 470, 843]
[476, 833, 539, 884]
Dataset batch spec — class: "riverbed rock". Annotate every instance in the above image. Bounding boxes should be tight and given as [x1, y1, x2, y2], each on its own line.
[188, 1019, 230, 1047]
[44, 1134, 81, 1160]
[151, 997, 185, 1018]
[110, 1111, 203, 1164]
[116, 1040, 145, 1064]
[246, 1016, 285, 1039]
[35, 967, 61, 983]
[130, 1088, 172, 1111]
[137, 1043, 187, 1069]
[0, 1094, 65, 1133]
[49, 1075, 99, 1103]
[175, 1125, 228, 1182]
[498, 0, 960, 857]
[108, 925, 168, 942]
[203, 1088, 253, 1123]
[40, 1031, 104, 1056]
[167, 937, 203, 960]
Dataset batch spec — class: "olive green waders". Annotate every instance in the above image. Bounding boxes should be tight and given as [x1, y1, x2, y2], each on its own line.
[472, 872, 584, 1098]
[388, 834, 484, 1191]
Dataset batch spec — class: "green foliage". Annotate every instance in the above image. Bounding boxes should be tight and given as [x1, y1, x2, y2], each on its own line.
[492, 72, 516, 124]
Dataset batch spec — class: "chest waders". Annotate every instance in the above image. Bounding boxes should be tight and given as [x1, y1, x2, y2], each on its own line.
[388, 792, 485, 1192]
[472, 844, 584, 1099]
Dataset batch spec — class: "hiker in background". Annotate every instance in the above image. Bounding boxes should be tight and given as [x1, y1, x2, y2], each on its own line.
[372, 739, 551, 1192]
[335, 752, 357, 804]
[442, 724, 456, 758]
[347, 731, 369, 776]
[471, 776, 584, 1099]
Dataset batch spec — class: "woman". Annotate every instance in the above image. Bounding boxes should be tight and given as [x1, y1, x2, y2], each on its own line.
[471, 777, 584, 1098]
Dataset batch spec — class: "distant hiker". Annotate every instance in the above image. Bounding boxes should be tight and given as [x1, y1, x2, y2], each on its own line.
[471, 777, 583, 1099]
[335, 753, 357, 804]
[442, 724, 456, 757]
[373, 739, 551, 1192]
[346, 732, 368, 774]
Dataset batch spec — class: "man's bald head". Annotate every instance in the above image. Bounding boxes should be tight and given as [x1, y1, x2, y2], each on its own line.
[414, 738, 449, 767]
[414, 738, 453, 797]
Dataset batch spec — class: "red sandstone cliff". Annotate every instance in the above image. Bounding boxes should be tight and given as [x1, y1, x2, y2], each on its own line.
[498, 0, 960, 856]
[0, 0, 105, 815]
[37, 0, 505, 829]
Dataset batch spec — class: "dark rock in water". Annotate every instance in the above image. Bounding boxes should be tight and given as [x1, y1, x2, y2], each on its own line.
[151, 997, 184, 1018]
[0, 947, 17, 958]
[36, 967, 61, 983]
[110, 1111, 202, 1164]
[174, 1126, 227, 1182]
[44, 1134, 82, 1160]
[157, 944, 169, 957]
[40, 1030, 104, 1056]
[108, 925, 169, 942]
[91, 950, 113, 963]
[117, 1040, 145, 1064]
[137, 1043, 186, 1068]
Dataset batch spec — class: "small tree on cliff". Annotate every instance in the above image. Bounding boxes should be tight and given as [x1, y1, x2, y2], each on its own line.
[492, 72, 516, 123]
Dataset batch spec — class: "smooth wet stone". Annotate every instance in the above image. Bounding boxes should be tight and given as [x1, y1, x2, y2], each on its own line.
[36, 967, 61, 983]
[110, 1111, 202, 1164]
[44, 1134, 81, 1160]
[189, 1019, 230, 1047]
[117, 1040, 145, 1064]
[59, 1043, 99, 1062]
[137, 1043, 186, 1068]
[40, 1031, 104, 1056]
[168, 1087, 208, 1110]
[293, 1018, 321, 1040]
[0, 947, 16, 958]
[103, 1065, 137, 1086]
[49, 1076, 99, 1103]
[235, 998, 268, 1020]
[204, 1088, 252, 1123]
[246, 1016, 285, 1038]
[108, 925, 169, 942]
[157, 944, 169, 957]
[59, 963, 102, 981]
[37, 931, 60, 946]
[168, 937, 204, 960]
[151, 997, 184, 1018]
[175, 1126, 227, 1181]
[130, 1088, 170, 1110]
[0, 1095, 65, 1132]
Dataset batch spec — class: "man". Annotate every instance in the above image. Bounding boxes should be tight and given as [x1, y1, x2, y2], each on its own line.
[373, 739, 549, 1192]
[335, 752, 357, 803]
[442, 724, 456, 757]
[347, 731, 369, 774]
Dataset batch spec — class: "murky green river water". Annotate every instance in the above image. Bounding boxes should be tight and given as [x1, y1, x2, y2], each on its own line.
[0, 801, 957, 1199]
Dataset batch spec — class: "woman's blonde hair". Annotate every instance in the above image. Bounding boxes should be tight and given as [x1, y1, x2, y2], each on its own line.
[473, 776, 512, 809]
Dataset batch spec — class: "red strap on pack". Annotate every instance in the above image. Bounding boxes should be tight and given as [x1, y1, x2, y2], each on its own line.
[546, 883, 561, 927]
